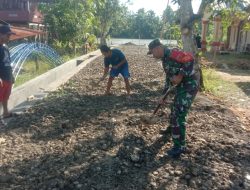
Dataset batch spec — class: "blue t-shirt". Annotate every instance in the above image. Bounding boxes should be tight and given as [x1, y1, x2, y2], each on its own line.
[104, 49, 128, 68]
[0, 44, 13, 82]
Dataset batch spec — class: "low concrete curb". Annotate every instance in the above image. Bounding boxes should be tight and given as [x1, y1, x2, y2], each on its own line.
[8, 50, 101, 113]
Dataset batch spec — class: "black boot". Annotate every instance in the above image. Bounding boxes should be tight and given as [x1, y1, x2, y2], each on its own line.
[166, 146, 186, 158]
[159, 127, 171, 135]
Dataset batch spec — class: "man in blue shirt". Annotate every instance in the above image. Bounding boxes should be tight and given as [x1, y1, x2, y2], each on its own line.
[99, 45, 131, 95]
[0, 25, 15, 118]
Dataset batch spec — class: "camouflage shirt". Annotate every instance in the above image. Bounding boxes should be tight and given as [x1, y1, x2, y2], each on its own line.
[161, 47, 198, 91]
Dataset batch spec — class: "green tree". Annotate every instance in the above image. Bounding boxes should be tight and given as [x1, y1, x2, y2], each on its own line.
[39, 0, 96, 53]
[162, 6, 176, 25]
[161, 6, 180, 44]
[109, 4, 131, 38]
[94, 0, 123, 45]
[129, 9, 161, 39]
[96, 5, 162, 40]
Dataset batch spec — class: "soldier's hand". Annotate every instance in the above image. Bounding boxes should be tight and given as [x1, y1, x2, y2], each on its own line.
[171, 74, 183, 85]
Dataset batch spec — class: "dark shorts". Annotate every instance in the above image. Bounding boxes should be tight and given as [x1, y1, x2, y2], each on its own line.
[0, 80, 12, 102]
[110, 65, 130, 79]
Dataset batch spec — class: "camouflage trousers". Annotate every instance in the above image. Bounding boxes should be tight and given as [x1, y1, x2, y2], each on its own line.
[169, 84, 198, 148]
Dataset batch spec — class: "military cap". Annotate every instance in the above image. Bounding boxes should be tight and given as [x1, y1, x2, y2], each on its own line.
[147, 39, 162, 54]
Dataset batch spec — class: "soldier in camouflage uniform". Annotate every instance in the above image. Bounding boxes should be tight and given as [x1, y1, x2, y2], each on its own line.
[147, 39, 199, 158]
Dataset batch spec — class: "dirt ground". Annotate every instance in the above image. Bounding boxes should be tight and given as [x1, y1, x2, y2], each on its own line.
[201, 53, 250, 128]
[0, 45, 250, 190]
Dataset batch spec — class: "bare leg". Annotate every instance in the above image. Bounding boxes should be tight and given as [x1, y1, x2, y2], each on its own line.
[2, 100, 9, 116]
[124, 78, 131, 95]
[106, 77, 114, 94]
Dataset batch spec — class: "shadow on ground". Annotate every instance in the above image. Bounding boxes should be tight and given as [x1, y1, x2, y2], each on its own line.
[236, 82, 250, 97]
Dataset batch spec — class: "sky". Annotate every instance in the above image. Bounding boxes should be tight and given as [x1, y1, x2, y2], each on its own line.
[120, 0, 202, 16]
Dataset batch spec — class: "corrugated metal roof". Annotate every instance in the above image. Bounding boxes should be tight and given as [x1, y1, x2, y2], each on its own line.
[10, 26, 45, 41]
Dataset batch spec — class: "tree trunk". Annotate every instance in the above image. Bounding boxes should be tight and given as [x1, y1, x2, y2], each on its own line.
[178, 0, 196, 52]
[35, 55, 39, 71]
[100, 22, 108, 45]
[100, 35, 107, 45]
[74, 43, 76, 56]
[178, 0, 204, 90]
[100, 27, 112, 46]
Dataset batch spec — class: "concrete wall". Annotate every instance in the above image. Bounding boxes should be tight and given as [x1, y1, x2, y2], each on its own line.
[8, 50, 101, 112]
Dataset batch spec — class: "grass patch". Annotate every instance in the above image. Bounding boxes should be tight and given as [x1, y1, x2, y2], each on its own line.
[204, 53, 250, 70]
[14, 59, 54, 87]
[13, 51, 86, 87]
[202, 68, 239, 97]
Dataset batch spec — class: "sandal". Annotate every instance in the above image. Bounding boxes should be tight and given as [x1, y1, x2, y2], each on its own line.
[3, 112, 17, 119]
